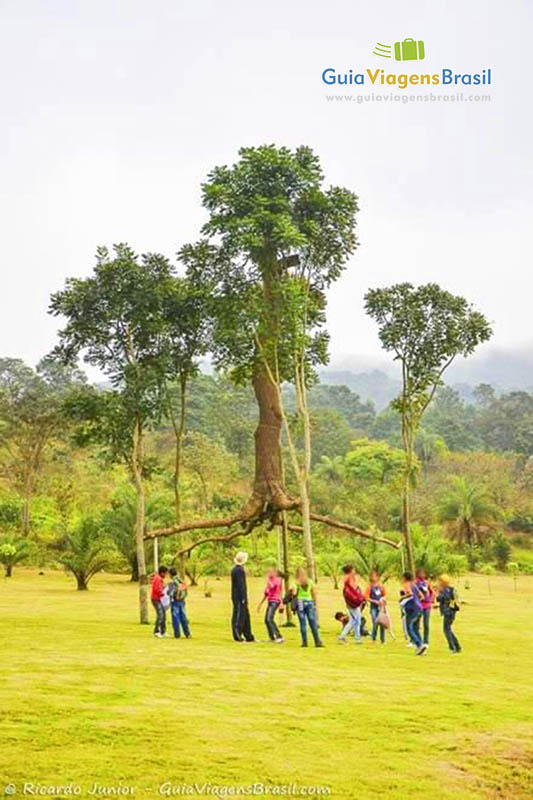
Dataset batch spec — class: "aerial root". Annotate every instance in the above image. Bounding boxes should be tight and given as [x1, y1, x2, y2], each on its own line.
[144, 500, 401, 557]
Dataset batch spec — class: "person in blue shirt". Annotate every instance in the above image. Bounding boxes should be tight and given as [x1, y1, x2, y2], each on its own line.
[365, 569, 387, 643]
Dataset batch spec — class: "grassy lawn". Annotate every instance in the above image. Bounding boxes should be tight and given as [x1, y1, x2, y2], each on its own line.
[1, 570, 532, 800]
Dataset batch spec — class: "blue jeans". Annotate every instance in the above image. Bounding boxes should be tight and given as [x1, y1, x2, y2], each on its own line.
[340, 606, 361, 641]
[370, 605, 385, 642]
[443, 613, 461, 652]
[297, 600, 321, 646]
[265, 601, 281, 640]
[405, 606, 422, 648]
[171, 601, 190, 638]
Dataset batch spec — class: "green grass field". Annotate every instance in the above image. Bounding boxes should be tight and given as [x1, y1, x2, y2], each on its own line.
[1, 570, 532, 800]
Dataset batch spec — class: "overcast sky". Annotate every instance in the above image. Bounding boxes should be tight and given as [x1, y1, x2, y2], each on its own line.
[1, 0, 531, 377]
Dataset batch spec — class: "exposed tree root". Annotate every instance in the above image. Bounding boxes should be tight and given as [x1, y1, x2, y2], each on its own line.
[289, 513, 401, 549]
[144, 498, 401, 557]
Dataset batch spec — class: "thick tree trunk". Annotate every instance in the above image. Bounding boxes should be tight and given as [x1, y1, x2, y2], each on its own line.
[130, 554, 139, 582]
[251, 365, 293, 511]
[132, 418, 149, 624]
[76, 574, 88, 590]
[5, 564, 13, 577]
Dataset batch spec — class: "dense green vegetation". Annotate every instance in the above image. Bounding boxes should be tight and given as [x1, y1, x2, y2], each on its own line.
[1, 363, 532, 587]
[0, 145, 531, 594]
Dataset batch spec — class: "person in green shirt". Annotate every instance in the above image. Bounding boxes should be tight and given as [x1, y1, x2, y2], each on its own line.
[290, 567, 324, 648]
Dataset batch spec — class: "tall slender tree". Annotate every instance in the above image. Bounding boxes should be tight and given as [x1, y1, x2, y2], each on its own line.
[365, 283, 492, 571]
[49, 245, 173, 622]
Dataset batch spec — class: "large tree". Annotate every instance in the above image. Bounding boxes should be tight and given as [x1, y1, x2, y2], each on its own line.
[147, 145, 400, 556]
[365, 282, 492, 571]
[49, 245, 174, 622]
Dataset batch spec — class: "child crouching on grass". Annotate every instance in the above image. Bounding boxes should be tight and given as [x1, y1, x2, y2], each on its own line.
[437, 574, 461, 654]
[334, 611, 369, 639]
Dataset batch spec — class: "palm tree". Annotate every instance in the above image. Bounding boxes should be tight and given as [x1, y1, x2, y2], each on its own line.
[104, 487, 175, 580]
[0, 534, 29, 577]
[55, 515, 113, 590]
[314, 455, 346, 484]
[438, 477, 501, 548]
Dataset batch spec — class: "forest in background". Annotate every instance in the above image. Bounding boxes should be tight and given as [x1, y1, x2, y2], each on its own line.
[1, 144, 532, 606]
[1, 361, 532, 589]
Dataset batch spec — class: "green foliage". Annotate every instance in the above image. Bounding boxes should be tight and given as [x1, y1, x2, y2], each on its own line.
[103, 486, 175, 579]
[0, 534, 29, 576]
[438, 476, 502, 547]
[304, 383, 375, 430]
[0, 496, 22, 527]
[403, 524, 468, 579]
[491, 532, 512, 571]
[475, 389, 533, 456]
[0, 357, 85, 532]
[184, 144, 358, 382]
[344, 438, 408, 485]
[54, 514, 116, 590]
[364, 283, 493, 399]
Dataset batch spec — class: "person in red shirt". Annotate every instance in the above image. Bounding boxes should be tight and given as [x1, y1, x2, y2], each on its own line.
[150, 565, 169, 637]
[338, 564, 365, 644]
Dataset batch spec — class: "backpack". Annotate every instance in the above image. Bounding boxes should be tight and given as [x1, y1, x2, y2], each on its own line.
[283, 590, 299, 614]
[448, 587, 460, 612]
[343, 581, 365, 609]
[171, 578, 187, 602]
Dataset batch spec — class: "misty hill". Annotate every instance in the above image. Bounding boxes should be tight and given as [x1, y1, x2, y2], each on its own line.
[323, 344, 533, 409]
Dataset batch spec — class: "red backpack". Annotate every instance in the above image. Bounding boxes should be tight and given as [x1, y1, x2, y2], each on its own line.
[343, 581, 364, 609]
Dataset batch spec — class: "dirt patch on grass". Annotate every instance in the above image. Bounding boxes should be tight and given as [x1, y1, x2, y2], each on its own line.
[435, 728, 533, 799]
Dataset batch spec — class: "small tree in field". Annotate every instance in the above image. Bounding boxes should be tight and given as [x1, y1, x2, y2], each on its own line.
[0, 536, 29, 577]
[365, 283, 492, 572]
[56, 515, 113, 590]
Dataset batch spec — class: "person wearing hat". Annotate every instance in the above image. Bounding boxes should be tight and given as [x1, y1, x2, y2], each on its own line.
[231, 551, 255, 642]
[437, 574, 461, 654]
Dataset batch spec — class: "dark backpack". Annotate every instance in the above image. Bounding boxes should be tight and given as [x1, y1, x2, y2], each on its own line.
[283, 590, 299, 614]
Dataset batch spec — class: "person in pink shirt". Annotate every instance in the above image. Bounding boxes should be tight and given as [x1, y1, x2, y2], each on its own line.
[257, 567, 284, 643]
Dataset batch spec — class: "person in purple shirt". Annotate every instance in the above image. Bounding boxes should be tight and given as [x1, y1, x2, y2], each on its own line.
[400, 571, 427, 655]
[415, 567, 434, 647]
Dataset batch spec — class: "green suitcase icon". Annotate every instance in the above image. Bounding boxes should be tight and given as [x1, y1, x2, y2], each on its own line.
[394, 38, 425, 61]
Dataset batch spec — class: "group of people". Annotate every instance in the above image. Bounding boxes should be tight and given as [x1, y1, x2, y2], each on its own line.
[151, 551, 462, 655]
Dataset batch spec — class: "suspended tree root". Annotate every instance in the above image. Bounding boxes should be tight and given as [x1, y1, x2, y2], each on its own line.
[144, 498, 402, 558]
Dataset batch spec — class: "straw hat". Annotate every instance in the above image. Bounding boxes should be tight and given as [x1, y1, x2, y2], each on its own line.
[234, 551, 249, 565]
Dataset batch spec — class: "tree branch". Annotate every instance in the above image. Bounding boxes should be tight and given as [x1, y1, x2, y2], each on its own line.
[306, 512, 401, 549]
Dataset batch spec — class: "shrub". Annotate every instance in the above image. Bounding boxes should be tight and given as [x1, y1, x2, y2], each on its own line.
[491, 532, 512, 571]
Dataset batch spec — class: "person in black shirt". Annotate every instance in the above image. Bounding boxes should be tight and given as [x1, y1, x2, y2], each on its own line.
[231, 551, 255, 642]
